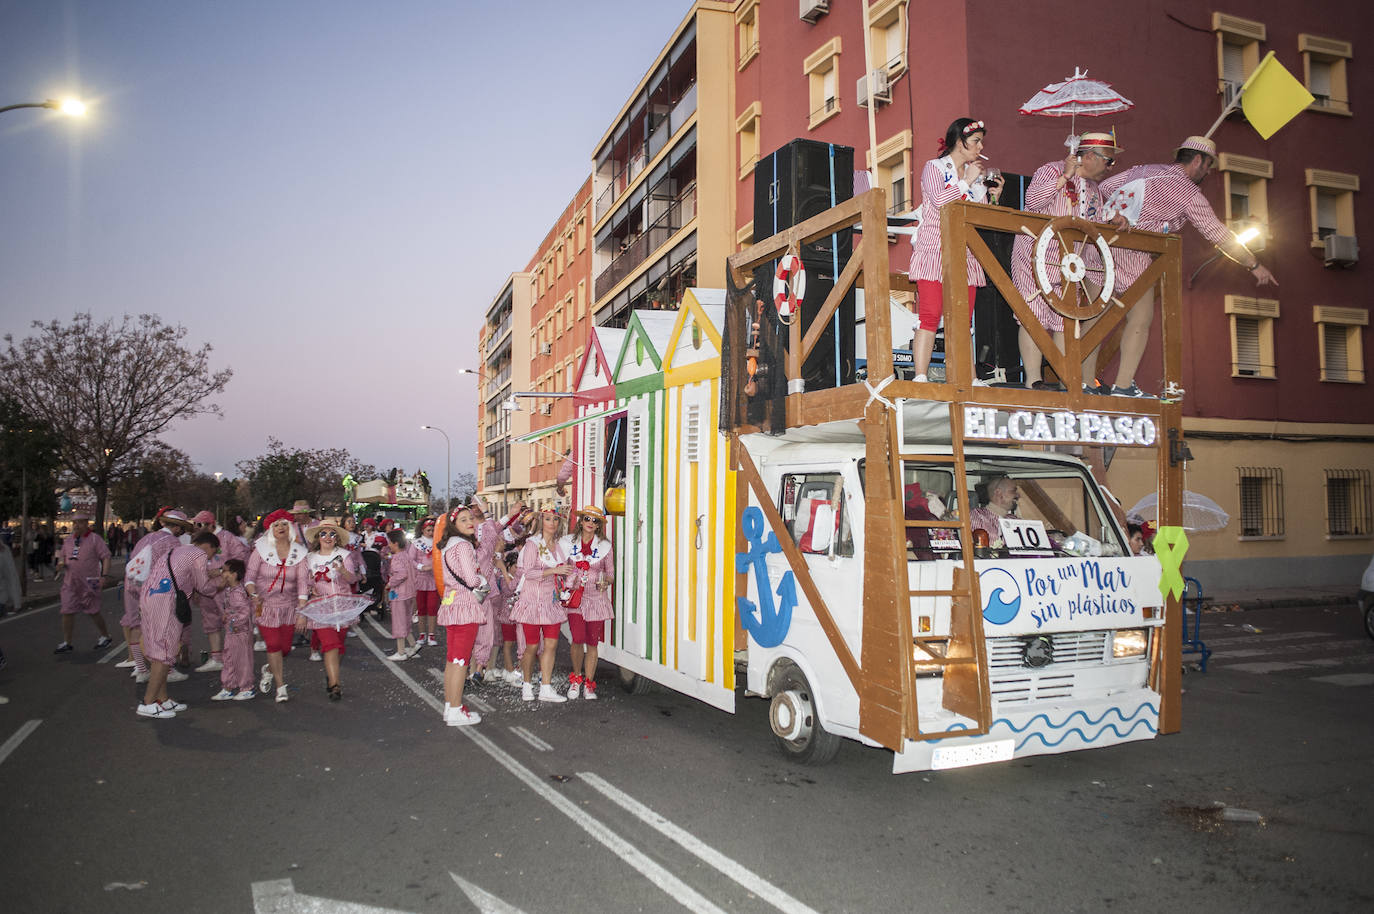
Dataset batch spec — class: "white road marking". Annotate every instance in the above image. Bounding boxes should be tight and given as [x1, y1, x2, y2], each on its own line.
[0, 601, 60, 625]
[1226, 653, 1373, 674]
[98, 641, 129, 664]
[578, 771, 823, 914]
[449, 873, 529, 914]
[508, 726, 553, 752]
[1310, 673, 1374, 687]
[424, 666, 494, 713]
[353, 626, 729, 914]
[1214, 638, 1368, 660]
[1203, 631, 1332, 647]
[251, 877, 414, 913]
[0, 720, 43, 767]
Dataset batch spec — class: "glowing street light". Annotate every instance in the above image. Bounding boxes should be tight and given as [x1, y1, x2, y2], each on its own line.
[421, 425, 451, 512]
[0, 98, 87, 117]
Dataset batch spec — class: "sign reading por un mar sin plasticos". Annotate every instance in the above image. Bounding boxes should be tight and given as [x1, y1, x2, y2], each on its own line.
[978, 557, 1164, 634]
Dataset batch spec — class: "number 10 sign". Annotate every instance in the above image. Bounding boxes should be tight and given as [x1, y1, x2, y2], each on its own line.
[998, 518, 1053, 556]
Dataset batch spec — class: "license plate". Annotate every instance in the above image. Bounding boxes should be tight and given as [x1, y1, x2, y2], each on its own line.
[930, 738, 1014, 770]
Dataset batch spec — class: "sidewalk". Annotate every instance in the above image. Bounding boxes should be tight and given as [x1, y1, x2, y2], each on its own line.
[1198, 582, 1357, 612]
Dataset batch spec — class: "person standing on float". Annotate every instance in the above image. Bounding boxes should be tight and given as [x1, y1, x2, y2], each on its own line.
[907, 117, 1004, 383]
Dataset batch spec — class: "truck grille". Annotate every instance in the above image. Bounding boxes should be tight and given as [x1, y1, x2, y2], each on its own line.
[987, 631, 1109, 704]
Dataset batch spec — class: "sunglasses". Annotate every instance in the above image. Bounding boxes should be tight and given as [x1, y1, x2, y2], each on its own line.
[319, 531, 338, 538]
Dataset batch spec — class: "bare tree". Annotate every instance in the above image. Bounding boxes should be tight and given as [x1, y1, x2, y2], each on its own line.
[0, 313, 232, 533]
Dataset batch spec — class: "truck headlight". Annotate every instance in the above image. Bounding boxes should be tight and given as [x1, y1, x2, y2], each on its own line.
[1112, 628, 1148, 659]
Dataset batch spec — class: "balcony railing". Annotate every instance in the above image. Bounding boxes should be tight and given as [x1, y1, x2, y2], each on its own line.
[594, 186, 697, 299]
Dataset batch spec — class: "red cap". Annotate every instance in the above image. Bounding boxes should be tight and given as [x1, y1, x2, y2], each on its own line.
[263, 509, 294, 527]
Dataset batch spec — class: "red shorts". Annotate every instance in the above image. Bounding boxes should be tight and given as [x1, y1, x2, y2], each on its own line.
[260, 624, 295, 656]
[566, 613, 605, 646]
[445, 623, 479, 665]
[521, 623, 562, 643]
[415, 589, 439, 618]
[500, 623, 517, 642]
[916, 280, 978, 332]
[313, 626, 347, 654]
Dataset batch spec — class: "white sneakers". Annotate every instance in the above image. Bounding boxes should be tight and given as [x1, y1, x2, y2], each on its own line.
[308, 650, 323, 662]
[538, 684, 567, 703]
[259, 663, 274, 693]
[114, 658, 136, 669]
[386, 650, 410, 661]
[566, 674, 582, 700]
[521, 682, 535, 702]
[444, 703, 481, 727]
[913, 373, 929, 383]
[407, 644, 423, 659]
[211, 689, 236, 701]
[275, 685, 289, 703]
[425, 634, 438, 647]
[583, 680, 598, 700]
[133, 670, 150, 684]
[160, 699, 188, 713]
[137, 702, 175, 719]
[195, 658, 223, 673]
[253, 639, 267, 651]
[233, 689, 256, 701]
[165, 669, 188, 683]
[504, 668, 522, 686]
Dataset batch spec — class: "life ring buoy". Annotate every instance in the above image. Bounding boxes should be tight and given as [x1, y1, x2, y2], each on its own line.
[773, 254, 806, 318]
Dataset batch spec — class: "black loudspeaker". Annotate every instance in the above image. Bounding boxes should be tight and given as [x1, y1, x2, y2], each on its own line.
[752, 140, 856, 391]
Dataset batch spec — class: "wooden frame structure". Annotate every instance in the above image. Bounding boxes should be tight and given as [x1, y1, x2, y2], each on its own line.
[723, 188, 1185, 752]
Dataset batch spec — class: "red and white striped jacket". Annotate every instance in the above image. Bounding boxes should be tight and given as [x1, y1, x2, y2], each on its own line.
[907, 156, 988, 286]
[1100, 163, 1231, 287]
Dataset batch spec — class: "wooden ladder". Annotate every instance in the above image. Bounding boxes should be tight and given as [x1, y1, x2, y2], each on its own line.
[892, 401, 993, 740]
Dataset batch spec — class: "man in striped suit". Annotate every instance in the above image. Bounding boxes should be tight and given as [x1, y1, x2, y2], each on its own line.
[1098, 136, 1277, 397]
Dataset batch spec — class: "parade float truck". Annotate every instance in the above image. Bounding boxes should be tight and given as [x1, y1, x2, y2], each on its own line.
[554, 188, 1186, 773]
[343, 471, 432, 532]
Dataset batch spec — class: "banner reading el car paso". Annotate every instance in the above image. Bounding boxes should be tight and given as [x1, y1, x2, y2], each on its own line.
[963, 405, 1158, 447]
[977, 557, 1164, 635]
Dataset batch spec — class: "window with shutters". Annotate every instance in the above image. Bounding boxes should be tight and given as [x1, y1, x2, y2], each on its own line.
[736, 0, 759, 70]
[736, 101, 762, 180]
[804, 38, 842, 129]
[1313, 306, 1367, 383]
[1237, 466, 1284, 539]
[1224, 295, 1279, 379]
[1324, 469, 1372, 537]
[867, 0, 908, 80]
[1213, 13, 1265, 103]
[1300, 34, 1352, 116]
[1306, 170, 1358, 247]
[685, 404, 701, 463]
[869, 130, 913, 216]
[1218, 154, 1272, 237]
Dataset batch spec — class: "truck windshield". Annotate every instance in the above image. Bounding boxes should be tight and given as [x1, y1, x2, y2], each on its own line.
[901, 455, 1126, 559]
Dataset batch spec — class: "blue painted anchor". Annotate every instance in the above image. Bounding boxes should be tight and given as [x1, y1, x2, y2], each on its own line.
[735, 506, 797, 648]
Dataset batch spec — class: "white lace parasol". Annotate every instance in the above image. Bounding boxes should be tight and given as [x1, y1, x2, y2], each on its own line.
[296, 594, 374, 629]
[1020, 68, 1134, 137]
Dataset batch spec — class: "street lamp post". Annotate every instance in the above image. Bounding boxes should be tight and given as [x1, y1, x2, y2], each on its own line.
[1, 98, 86, 116]
[214, 472, 224, 527]
[420, 425, 451, 513]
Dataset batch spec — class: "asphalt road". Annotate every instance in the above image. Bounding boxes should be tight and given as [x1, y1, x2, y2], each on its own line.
[1, 591, 1371, 913]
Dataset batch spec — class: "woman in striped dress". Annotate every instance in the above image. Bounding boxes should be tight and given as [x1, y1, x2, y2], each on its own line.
[908, 117, 1004, 383]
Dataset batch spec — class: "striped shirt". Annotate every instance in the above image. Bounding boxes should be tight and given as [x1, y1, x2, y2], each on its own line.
[1099, 163, 1231, 287]
[908, 155, 988, 286]
[1010, 160, 1107, 330]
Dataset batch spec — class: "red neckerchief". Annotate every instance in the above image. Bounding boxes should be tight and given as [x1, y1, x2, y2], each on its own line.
[577, 537, 594, 572]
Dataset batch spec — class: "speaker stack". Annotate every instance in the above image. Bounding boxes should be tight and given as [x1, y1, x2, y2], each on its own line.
[752, 139, 856, 392]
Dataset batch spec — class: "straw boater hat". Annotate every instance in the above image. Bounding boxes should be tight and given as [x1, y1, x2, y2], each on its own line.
[1175, 135, 1217, 160]
[1077, 129, 1122, 156]
[157, 508, 195, 532]
[192, 510, 216, 525]
[576, 505, 606, 521]
[289, 499, 313, 516]
[305, 519, 349, 548]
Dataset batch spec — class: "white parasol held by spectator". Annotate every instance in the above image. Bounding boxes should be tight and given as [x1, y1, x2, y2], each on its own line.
[1128, 491, 1230, 533]
[1019, 67, 1134, 146]
[296, 594, 374, 630]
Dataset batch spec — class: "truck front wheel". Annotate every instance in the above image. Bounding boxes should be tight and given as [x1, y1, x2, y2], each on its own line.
[768, 665, 841, 764]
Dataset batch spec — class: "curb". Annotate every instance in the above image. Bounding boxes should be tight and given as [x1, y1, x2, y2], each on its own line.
[1201, 593, 1355, 612]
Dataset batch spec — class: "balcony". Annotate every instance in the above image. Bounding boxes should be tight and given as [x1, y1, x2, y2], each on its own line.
[595, 186, 697, 300]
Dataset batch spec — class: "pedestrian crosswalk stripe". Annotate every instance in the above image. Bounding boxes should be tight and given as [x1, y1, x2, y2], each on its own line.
[1310, 673, 1374, 687]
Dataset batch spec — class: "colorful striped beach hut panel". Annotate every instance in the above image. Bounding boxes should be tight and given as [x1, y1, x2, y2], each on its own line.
[660, 289, 735, 711]
[608, 311, 676, 666]
[570, 326, 625, 518]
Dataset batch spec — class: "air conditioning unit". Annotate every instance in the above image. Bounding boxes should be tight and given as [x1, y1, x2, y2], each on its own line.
[539, 342, 552, 355]
[857, 69, 891, 108]
[1323, 233, 1359, 266]
[540, 403, 554, 416]
[799, 0, 829, 23]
